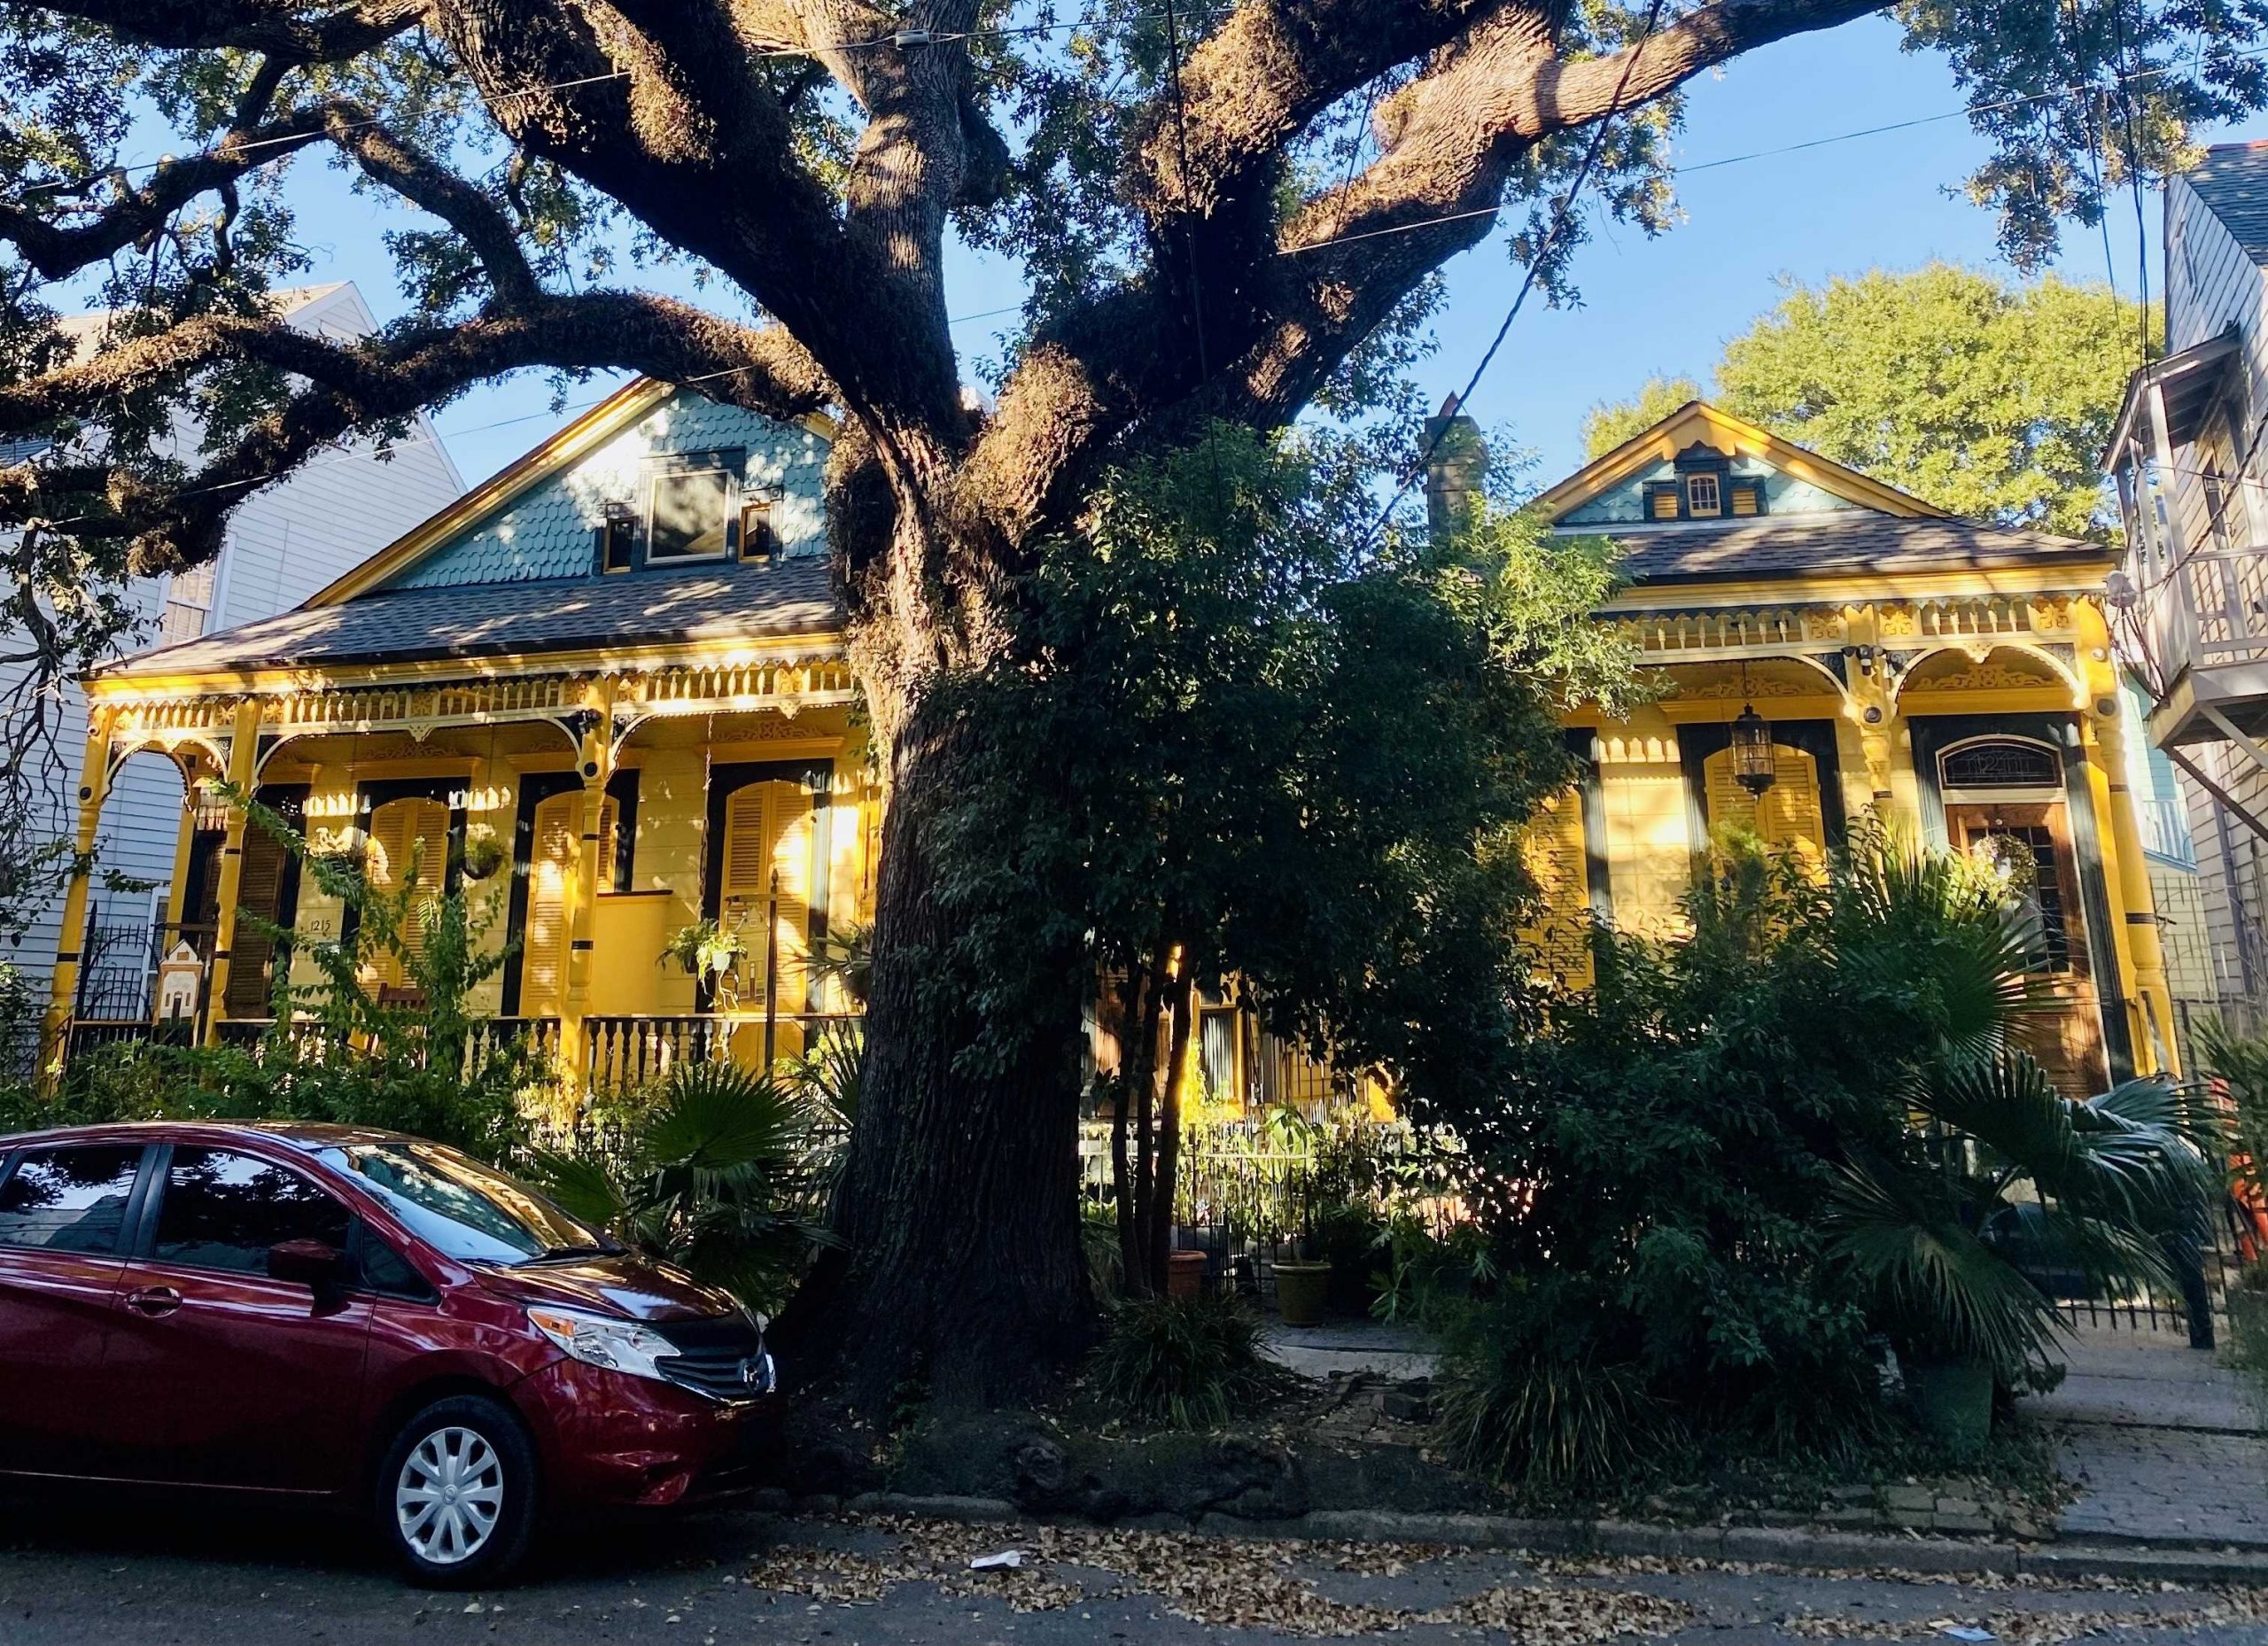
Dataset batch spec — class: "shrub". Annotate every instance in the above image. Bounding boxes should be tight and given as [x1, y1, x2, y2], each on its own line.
[527, 1060, 835, 1311]
[1085, 1291, 1285, 1428]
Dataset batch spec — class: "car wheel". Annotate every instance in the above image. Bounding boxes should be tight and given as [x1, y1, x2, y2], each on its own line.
[376, 1394, 538, 1587]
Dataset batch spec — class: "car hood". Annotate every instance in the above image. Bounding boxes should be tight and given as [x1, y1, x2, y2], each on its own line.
[473, 1254, 740, 1323]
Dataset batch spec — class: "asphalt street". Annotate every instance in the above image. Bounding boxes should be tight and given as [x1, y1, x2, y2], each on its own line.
[4, 1497, 2268, 1646]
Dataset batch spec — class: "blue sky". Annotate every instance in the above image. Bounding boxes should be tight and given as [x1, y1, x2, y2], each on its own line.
[280, 14, 2268, 492]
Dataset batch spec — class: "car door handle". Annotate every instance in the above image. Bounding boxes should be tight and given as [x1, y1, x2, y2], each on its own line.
[123, 1285, 182, 1317]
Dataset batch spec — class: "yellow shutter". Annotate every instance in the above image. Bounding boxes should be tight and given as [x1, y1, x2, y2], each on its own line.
[519, 790, 579, 1017]
[1702, 744, 1827, 866]
[1518, 787, 1595, 987]
[366, 796, 449, 976]
[720, 782, 813, 1009]
[1649, 488, 1679, 520]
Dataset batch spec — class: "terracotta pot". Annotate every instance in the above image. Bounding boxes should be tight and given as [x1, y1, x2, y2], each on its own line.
[1272, 1260, 1332, 1328]
[1167, 1249, 1208, 1300]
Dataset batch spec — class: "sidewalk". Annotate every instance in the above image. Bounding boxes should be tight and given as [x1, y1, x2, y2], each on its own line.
[1258, 1317, 1441, 1382]
[2023, 1326, 2268, 1547]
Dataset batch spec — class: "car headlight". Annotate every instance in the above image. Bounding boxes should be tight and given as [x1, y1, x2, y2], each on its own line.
[526, 1305, 680, 1384]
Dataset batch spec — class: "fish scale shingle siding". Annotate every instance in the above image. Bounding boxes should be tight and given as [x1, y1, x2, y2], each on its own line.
[387, 392, 829, 591]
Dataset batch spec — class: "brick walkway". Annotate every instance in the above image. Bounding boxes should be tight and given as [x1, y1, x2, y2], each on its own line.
[2024, 1326, 2268, 1548]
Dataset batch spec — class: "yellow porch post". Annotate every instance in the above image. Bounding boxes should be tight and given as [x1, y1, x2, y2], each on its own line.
[2085, 688, 2179, 1076]
[555, 683, 616, 1099]
[201, 699, 264, 1045]
[43, 708, 117, 1076]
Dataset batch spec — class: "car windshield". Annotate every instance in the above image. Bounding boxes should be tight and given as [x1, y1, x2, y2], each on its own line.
[319, 1140, 614, 1266]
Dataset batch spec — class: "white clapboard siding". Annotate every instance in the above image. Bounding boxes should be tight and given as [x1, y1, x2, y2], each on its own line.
[0, 280, 466, 1011]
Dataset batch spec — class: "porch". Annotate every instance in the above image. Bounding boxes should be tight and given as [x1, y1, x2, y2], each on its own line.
[51, 645, 876, 1096]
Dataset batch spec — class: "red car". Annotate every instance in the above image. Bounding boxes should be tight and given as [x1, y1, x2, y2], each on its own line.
[0, 1120, 779, 1584]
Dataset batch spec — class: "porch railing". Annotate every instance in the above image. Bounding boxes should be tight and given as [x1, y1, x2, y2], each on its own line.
[581, 1011, 862, 1096]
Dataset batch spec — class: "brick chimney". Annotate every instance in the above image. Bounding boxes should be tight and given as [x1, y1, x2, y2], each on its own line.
[1422, 393, 1487, 541]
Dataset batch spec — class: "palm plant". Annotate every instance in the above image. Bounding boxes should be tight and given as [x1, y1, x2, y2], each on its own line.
[1821, 830, 2225, 1397]
[528, 1061, 836, 1310]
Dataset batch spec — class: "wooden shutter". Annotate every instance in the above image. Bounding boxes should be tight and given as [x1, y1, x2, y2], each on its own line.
[719, 781, 813, 1009]
[1518, 787, 1594, 987]
[367, 796, 449, 975]
[1702, 745, 1827, 866]
[224, 825, 291, 1017]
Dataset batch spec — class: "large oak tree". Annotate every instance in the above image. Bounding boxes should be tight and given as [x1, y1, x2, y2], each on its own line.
[0, 0, 2259, 1398]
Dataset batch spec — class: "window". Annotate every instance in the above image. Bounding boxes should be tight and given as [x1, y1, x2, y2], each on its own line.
[2204, 464, 2235, 554]
[740, 499, 778, 563]
[0, 1145, 143, 1254]
[648, 469, 732, 561]
[159, 558, 219, 643]
[1685, 473, 1721, 516]
[151, 1148, 350, 1274]
[319, 1139, 610, 1266]
[597, 501, 638, 574]
[1939, 739, 2062, 792]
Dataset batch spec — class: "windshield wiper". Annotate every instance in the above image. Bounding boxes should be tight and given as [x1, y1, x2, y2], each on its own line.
[519, 1241, 622, 1264]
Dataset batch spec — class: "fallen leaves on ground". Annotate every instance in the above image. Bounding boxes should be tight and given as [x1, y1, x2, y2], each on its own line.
[1780, 1589, 2268, 1645]
[743, 1515, 1696, 1637]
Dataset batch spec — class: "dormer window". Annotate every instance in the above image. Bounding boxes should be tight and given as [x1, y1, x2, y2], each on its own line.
[739, 499, 778, 563]
[597, 501, 638, 574]
[649, 468, 732, 561]
[1685, 473, 1721, 517]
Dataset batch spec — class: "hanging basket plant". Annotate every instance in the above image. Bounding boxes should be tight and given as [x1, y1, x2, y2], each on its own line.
[661, 918, 745, 983]
[460, 825, 507, 882]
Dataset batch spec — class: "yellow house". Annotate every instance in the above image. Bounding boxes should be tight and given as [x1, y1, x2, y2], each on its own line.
[1521, 400, 2178, 1090]
[59, 379, 873, 1093]
[52, 386, 2177, 1100]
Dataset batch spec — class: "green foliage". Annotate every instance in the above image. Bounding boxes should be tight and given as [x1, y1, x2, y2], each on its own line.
[1084, 1292, 1286, 1430]
[528, 1060, 836, 1312]
[7, 791, 546, 1164]
[1581, 266, 2150, 538]
[1431, 822, 2222, 1488]
[2201, 1018, 2268, 1202]
[935, 424, 1642, 1117]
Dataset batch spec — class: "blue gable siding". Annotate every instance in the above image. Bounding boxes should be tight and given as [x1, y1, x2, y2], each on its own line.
[1557, 454, 1868, 526]
[384, 390, 830, 591]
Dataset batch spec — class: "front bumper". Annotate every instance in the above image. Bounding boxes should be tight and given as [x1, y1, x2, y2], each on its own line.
[517, 1357, 784, 1509]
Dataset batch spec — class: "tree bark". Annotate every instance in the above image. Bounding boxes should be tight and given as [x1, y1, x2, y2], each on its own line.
[1147, 970, 1197, 1294]
[782, 686, 1094, 1405]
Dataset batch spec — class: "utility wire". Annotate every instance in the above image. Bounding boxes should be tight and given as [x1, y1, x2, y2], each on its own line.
[1355, 0, 1673, 548]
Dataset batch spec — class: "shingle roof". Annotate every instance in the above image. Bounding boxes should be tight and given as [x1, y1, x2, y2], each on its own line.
[97, 555, 840, 679]
[2186, 144, 2268, 266]
[1578, 514, 2107, 586]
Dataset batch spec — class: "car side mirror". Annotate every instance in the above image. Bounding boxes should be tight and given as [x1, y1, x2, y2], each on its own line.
[268, 1238, 346, 1288]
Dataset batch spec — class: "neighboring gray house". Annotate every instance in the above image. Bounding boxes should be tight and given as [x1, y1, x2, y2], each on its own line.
[4, 282, 464, 1025]
[2105, 143, 2268, 1043]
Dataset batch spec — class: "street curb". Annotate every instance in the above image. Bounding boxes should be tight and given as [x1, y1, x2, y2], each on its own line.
[808, 1493, 2268, 1587]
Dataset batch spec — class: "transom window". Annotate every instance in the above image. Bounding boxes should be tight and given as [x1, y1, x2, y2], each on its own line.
[1938, 738, 2061, 793]
[1685, 473, 1721, 516]
[648, 468, 733, 561]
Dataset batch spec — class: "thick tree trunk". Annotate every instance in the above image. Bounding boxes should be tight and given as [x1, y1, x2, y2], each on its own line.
[783, 687, 1095, 1406]
[1146, 971, 1196, 1293]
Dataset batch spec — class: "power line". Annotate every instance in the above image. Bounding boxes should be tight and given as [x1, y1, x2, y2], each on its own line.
[1356, 0, 1674, 547]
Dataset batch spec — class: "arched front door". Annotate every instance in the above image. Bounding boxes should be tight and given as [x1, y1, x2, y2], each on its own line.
[1936, 734, 2109, 1094]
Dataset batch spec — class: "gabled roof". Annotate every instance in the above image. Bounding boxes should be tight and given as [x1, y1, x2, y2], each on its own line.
[1537, 400, 1949, 524]
[97, 555, 839, 680]
[2182, 143, 2268, 267]
[1540, 399, 2106, 589]
[307, 378, 834, 607]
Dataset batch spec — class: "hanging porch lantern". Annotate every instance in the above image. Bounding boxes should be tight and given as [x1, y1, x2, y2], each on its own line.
[1729, 703, 1777, 797]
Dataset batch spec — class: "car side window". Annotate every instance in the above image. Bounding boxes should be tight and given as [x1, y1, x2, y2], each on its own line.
[0, 1145, 144, 1254]
[352, 1221, 437, 1303]
[151, 1147, 350, 1275]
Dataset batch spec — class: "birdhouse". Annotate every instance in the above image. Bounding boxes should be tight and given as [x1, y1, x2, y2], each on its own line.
[156, 941, 204, 1023]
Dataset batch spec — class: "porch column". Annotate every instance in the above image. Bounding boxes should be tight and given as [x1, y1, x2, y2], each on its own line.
[43, 708, 116, 1075]
[201, 699, 264, 1045]
[555, 685, 615, 1097]
[2087, 687, 2179, 1075]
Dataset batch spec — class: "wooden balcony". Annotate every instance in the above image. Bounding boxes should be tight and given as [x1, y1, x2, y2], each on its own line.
[2128, 535, 2268, 749]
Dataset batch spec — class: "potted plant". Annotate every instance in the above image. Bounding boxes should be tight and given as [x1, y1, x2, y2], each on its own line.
[1271, 1256, 1332, 1326]
[459, 824, 507, 882]
[661, 919, 745, 986]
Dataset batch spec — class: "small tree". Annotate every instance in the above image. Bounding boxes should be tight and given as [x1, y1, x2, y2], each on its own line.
[930, 426, 1639, 1297]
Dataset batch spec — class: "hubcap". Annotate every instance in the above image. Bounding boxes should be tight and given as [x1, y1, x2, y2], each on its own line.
[395, 1425, 504, 1566]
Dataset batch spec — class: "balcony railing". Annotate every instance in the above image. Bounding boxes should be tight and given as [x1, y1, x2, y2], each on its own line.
[2132, 537, 2268, 693]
